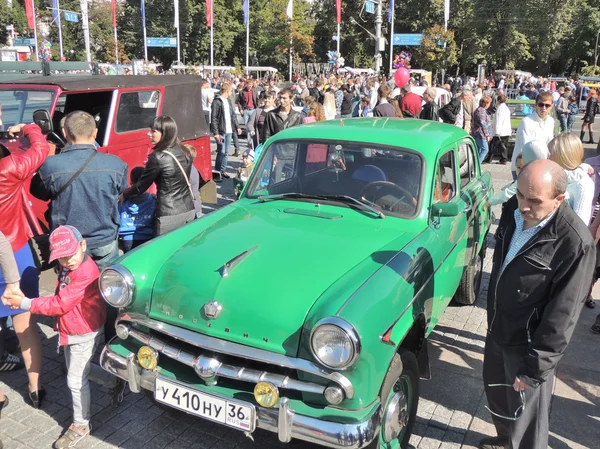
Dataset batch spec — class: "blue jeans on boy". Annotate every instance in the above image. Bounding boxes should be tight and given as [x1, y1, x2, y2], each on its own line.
[475, 136, 489, 162]
[215, 133, 232, 174]
[244, 109, 254, 147]
[558, 114, 568, 133]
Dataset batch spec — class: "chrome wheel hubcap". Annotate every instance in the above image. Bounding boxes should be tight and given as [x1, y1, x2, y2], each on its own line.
[382, 390, 408, 442]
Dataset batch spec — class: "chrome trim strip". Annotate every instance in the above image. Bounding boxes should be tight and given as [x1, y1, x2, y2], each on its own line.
[222, 245, 258, 277]
[120, 317, 343, 397]
[100, 344, 380, 449]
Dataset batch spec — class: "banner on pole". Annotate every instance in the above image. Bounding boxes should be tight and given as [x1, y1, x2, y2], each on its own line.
[286, 0, 293, 19]
[52, 0, 59, 19]
[174, 0, 179, 28]
[336, 0, 341, 23]
[141, 0, 146, 29]
[444, 0, 450, 25]
[147, 37, 177, 48]
[207, 0, 213, 27]
[242, 0, 249, 24]
[64, 12, 79, 22]
[24, 0, 35, 29]
[388, 0, 394, 23]
[111, 0, 116, 27]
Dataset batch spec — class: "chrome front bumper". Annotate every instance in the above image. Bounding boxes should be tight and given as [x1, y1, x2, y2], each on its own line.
[100, 343, 381, 449]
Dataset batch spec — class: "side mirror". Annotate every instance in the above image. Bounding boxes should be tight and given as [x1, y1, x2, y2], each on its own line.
[33, 110, 53, 135]
[431, 200, 468, 218]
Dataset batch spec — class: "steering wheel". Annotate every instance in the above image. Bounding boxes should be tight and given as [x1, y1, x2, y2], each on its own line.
[49, 132, 67, 148]
[360, 181, 417, 210]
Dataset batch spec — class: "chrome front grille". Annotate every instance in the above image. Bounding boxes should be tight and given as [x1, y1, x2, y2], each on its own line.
[115, 313, 355, 402]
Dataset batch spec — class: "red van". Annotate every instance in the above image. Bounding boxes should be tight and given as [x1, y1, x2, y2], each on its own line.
[0, 75, 212, 235]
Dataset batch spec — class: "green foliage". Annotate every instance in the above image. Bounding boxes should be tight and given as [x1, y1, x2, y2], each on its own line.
[414, 24, 458, 73]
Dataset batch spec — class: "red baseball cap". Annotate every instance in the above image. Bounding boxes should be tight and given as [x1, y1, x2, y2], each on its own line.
[49, 225, 83, 262]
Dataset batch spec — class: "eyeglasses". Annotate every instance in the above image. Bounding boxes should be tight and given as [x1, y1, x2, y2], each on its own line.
[537, 103, 552, 109]
[485, 384, 526, 421]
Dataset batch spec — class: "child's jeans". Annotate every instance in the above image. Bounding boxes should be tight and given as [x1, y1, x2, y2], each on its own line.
[65, 333, 102, 426]
[568, 116, 576, 132]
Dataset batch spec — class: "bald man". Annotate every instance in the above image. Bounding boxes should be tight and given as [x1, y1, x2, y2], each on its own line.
[482, 159, 596, 449]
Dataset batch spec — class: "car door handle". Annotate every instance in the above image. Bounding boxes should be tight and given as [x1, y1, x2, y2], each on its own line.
[481, 183, 489, 192]
[464, 205, 472, 213]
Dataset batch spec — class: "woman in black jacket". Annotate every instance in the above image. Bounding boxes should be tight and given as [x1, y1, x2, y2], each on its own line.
[581, 88, 598, 144]
[121, 116, 195, 236]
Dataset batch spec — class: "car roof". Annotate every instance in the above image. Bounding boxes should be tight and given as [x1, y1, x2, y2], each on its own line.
[271, 118, 469, 157]
[0, 75, 203, 90]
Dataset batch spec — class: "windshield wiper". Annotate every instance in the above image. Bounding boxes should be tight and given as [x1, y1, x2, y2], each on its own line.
[258, 193, 385, 219]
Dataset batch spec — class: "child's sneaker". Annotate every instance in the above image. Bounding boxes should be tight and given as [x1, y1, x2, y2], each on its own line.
[54, 423, 91, 448]
[0, 352, 24, 372]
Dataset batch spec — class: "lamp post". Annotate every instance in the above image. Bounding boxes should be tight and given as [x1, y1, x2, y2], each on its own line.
[594, 28, 599, 68]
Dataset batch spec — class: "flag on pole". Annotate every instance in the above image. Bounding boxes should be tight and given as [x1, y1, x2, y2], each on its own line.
[207, 0, 213, 27]
[25, 0, 35, 29]
[336, 0, 341, 23]
[111, 0, 116, 27]
[388, 0, 394, 23]
[286, 0, 293, 19]
[243, 0, 249, 24]
[141, 0, 146, 29]
[174, 0, 179, 28]
[52, 0, 59, 19]
[444, 0, 450, 25]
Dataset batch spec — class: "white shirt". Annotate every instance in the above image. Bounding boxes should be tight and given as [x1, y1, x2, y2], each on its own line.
[511, 111, 555, 170]
[565, 165, 595, 225]
[221, 97, 233, 134]
[202, 89, 214, 111]
[493, 103, 512, 137]
[454, 102, 464, 129]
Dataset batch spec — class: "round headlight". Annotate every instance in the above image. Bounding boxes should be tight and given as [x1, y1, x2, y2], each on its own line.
[99, 266, 135, 308]
[310, 318, 360, 370]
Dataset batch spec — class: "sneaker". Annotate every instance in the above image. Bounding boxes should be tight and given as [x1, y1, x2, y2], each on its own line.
[585, 298, 596, 309]
[0, 352, 24, 372]
[109, 378, 126, 407]
[54, 423, 91, 449]
[221, 172, 231, 179]
[232, 151, 241, 157]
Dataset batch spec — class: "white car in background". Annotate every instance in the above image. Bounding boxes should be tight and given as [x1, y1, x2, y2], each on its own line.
[411, 86, 452, 108]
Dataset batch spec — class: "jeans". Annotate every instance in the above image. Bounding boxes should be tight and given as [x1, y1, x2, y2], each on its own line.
[86, 239, 119, 271]
[475, 136, 489, 162]
[558, 113, 568, 133]
[204, 111, 210, 130]
[65, 333, 102, 426]
[244, 109, 255, 147]
[215, 133, 232, 173]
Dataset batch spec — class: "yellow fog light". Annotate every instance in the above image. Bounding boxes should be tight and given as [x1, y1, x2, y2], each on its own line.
[254, 382, 279, 408]
[137, 346, 158, 370]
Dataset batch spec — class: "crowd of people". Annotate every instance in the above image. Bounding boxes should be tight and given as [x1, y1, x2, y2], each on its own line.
[0, 65, 599, 449]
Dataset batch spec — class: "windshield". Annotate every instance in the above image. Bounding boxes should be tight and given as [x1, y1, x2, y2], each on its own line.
[0, 89, 55, 128]
[507, 101, 533, 118]
[246, 141, 423, 217]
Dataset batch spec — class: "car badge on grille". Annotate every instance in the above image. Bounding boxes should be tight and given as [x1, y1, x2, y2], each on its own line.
[203, 301, 223, 320]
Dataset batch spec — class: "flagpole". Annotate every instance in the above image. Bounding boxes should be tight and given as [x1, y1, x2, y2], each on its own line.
[32, 0, 39, 61]
[142, 0, 148, 60]
[114, 27, 119, 64]
[56, 0, 64, 59]
[175, 0, 180, 63]
[388, 8, 394, 75]
[337, 22, 340, 56]
[245, 1, 249, 76]
[210, 1, 214, 77]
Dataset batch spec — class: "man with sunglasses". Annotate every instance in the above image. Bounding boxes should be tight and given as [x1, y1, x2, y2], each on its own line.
[482, 159, 595, 449]
[510, 92, 556, 180]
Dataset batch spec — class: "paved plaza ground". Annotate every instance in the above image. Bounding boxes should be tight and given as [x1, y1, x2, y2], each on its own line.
[0, 133, 598, 449]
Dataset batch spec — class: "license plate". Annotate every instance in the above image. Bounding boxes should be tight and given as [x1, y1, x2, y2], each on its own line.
[154, 377, 255, 431]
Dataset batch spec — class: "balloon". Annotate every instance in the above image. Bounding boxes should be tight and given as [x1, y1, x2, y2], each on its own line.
[394, 67, 410, 89]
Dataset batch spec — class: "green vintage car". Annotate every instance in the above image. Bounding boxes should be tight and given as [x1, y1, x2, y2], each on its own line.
[505, 98, 560, 156]
[99, 118, 492, 449]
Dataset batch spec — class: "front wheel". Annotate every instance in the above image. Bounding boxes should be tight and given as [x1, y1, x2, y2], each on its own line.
[367, 349, 419, 449]
[453, 252, 483, 306]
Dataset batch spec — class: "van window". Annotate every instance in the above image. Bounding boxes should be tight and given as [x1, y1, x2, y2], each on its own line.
[115, 90, 159, 133]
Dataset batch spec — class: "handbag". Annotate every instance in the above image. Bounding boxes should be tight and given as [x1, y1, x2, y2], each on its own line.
[29, 151, 97, 271]
[163, 149, 196, 202]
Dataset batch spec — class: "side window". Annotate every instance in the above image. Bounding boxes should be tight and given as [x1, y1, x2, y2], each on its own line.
[434, 150, 457, 203]
[115, 90, 160, 133]
[459, 142, 478, 188]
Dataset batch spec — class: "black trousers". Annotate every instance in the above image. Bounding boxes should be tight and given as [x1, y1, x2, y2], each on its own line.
[483, 336, 554, 449]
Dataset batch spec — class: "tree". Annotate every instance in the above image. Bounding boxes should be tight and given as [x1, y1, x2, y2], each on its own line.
[415, 24, 457, 77]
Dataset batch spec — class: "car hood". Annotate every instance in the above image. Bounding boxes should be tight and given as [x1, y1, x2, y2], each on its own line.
[148, 202, 407, 356]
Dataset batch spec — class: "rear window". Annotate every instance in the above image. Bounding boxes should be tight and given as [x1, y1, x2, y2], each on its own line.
[115, 90, 159, 133]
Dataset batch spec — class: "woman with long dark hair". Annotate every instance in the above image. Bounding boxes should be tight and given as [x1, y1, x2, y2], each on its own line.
[581, 88, 598, 144]
[121, 116, 196, 236]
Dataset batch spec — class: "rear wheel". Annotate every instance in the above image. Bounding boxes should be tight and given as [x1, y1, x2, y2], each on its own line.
[366, 350, 419, 449]
[453, 252, 483, 306]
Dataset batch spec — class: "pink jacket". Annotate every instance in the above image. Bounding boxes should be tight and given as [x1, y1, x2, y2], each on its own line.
[26, 256, 106, 345]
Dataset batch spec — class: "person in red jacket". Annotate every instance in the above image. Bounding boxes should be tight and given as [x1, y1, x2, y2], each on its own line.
[2, 225, 106, 449]
[399, 84, 423, 118]
[0, 123, 47, 408]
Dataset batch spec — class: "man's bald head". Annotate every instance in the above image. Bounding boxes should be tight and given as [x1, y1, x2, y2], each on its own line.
[519, 159, 567, 199]
[517, 159, 566, 228]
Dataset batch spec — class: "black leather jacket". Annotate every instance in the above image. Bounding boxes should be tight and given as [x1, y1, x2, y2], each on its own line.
[124, 145, 194, 217]
[488, 202, 596, 386]
[210, 96, 238, 136]
[419, 100, 439, 121]
[263, 106, 303, 140]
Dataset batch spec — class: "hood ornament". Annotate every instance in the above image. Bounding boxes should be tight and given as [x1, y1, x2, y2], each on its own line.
[222, 246, 259, 277]
[203, 301, 223, 320]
